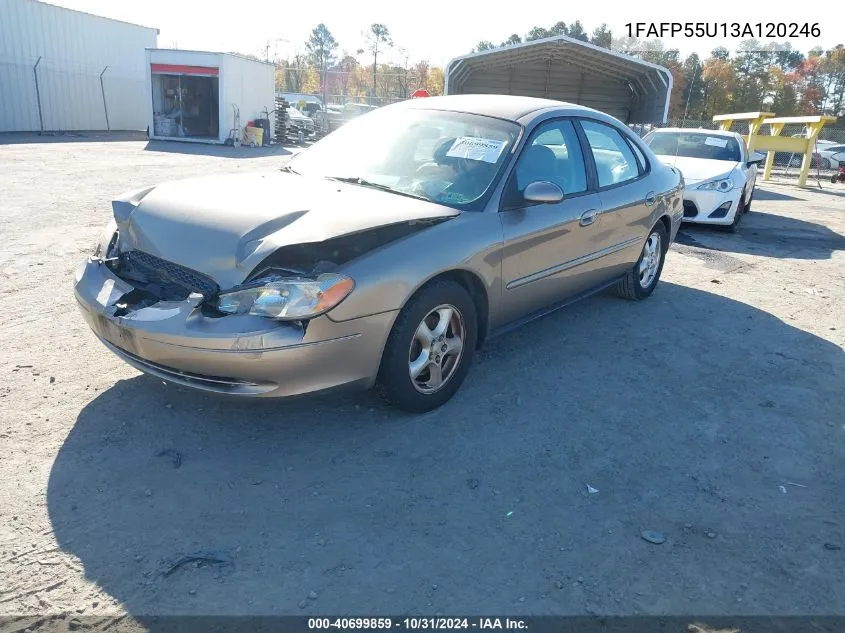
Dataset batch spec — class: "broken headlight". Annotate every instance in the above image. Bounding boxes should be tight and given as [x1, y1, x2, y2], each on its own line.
[93, 221, 119, 259]
[215, 273, 354, 320]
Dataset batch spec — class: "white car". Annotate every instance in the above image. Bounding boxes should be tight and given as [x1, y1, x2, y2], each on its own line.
[284, 106, 316, 144]
[642, 128, 764, 232]
[817, 142, 845, 169]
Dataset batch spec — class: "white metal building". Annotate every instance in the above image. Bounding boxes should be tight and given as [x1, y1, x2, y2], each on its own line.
[0, 0, 158, 132]
[146, 49, 276, 145]
[445, 36, 673, 124]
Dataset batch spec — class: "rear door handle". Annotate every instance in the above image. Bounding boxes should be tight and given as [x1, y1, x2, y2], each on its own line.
[645, 192, 657, 207]
[579, 209, 599, 227]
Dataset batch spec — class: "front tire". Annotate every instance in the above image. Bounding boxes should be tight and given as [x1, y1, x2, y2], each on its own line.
[720, 194, 745, 233]
[376, 280, 478, 413]
[615, 222, 668, 301]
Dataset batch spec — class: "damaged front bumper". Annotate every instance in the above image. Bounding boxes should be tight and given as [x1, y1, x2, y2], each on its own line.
[73, 258, 396, 398]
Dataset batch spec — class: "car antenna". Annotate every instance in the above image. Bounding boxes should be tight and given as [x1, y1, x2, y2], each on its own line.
[674, 63, 699, 168]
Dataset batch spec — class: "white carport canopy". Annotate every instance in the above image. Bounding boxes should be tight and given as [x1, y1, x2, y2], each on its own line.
[445, 36, 672, 124]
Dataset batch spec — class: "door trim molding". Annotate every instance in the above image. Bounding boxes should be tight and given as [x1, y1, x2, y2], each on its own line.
[506, 236, 642, 290]
[490, 273, 626, 340]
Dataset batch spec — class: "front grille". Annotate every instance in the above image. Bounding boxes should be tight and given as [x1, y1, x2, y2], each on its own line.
[683, 200, 698, 218]
[116, 250, 218, 301]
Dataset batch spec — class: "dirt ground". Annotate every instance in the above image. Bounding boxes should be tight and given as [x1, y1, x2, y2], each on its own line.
[1, 136, 843, 624]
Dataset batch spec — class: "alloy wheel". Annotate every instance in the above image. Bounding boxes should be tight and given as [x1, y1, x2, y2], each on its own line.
[638, 232, 662, 289]
[408, 304, 465, 394]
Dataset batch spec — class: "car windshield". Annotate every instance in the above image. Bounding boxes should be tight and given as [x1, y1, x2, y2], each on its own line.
[645, 131, 742, 162]
[287, 107, 521, 210]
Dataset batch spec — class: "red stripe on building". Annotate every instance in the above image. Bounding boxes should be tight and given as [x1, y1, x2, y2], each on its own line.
[150, 63, 219, 76]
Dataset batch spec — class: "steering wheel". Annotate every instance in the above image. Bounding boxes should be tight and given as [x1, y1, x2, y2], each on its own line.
[415, 162, 442, 177]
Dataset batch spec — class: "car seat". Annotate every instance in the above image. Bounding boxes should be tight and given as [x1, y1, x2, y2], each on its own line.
[594, 158, 615, 187]
[516, 145, 558, 190]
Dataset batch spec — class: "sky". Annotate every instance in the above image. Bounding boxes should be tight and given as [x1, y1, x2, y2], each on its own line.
[46, 0, 843, 68]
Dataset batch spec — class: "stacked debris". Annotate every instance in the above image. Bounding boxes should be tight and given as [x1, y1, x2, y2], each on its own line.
[274, 98, 289, 144]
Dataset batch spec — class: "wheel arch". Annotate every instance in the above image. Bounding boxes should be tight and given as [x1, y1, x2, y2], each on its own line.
[656, 214, 672, 247]
[398, 268, 491, 350]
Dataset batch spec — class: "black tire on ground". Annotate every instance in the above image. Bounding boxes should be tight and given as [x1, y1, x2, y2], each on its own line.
[376, 280, 478, 413]
[615, 222, 668, 301]
[720, 193, 745, 233]
[745, 186, 754, 212]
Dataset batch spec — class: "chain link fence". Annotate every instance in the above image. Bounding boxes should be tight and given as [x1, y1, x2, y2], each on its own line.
[0, 56, 148, 133]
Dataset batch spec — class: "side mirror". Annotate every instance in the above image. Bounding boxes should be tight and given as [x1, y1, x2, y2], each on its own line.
[523, 180, 564, 204]
[747, 152, 766, 167]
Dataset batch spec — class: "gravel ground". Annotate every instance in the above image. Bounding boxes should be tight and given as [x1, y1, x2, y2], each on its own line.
[1, 137, 844, 624]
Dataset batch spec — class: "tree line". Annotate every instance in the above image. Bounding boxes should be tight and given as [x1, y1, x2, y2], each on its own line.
[256, 20, 845, 119]
[272, 23, 445, 104]
[474, 22, 845, 121]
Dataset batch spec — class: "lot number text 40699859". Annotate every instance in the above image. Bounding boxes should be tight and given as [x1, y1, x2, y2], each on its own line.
[626, 23, 821, 38]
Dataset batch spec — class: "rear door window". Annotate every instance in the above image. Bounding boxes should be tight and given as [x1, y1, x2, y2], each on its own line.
[580, 120, 641, 188]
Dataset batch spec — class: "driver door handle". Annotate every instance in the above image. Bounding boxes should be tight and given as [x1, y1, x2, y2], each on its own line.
[579, 209, 599, 227]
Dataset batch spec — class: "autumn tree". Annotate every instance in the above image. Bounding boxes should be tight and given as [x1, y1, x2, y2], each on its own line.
[426, 66, 445, 95]
[769, 66, 799, 115]
[792, 54, 826, 113]
[413, 60, 431, 91]
[701, 57, 737, 118]
[394, 48, 415, 99]
[285, 53, 309, 92]
[820, 46, 845, 115]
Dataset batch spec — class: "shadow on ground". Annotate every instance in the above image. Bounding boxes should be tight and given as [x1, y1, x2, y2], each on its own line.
[675, 209, 845, 260]
[0, 131, 149, 144]
[48, 283, 844, 621]
[143, 140, 295, 159]
[752, 189, 802, 203]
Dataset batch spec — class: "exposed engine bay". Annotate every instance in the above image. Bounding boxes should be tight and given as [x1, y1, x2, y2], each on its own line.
[105, 218, 449, 312]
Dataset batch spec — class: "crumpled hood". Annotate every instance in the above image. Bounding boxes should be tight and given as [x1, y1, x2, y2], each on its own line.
[114, 171, 458, 289]
[656, 155, 739, 184]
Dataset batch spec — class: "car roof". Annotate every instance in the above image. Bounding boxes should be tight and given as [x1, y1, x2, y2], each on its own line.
[650, 127, 741, 139]
[389, 94, 599, 122]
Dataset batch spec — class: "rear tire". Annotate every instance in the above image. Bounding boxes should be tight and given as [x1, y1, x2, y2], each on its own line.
[615, 222, 668, 301]
[376, 280, 478, 413]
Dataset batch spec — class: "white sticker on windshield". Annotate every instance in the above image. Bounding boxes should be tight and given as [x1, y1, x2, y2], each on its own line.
[704, 137, 729, 148]
[446, 137, 505, 163]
